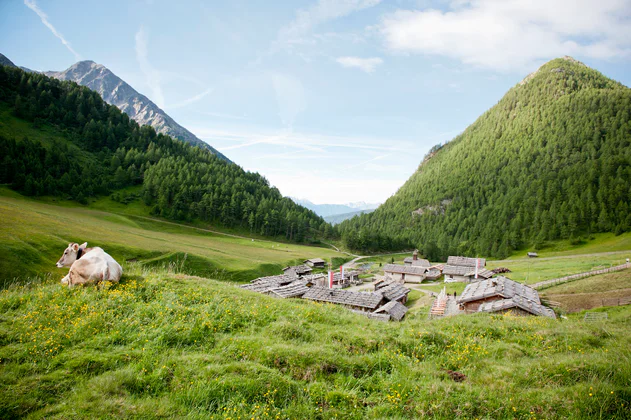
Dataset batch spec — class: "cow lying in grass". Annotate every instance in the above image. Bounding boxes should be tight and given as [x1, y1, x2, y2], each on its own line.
[56, 242, 123, 287]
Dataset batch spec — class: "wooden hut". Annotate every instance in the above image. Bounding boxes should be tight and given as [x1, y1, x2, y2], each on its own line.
[375, 280, 410, 304]
[302, 287, 383, 312]
[383, 264, 427, 283]
[282, 264, 313, 277]
[403, 250, 431, 267]
[457, 276, 555, 318]
[373, 301, 408, 321]
[305, 258, 326, 268]
[443, 256, 486, 283]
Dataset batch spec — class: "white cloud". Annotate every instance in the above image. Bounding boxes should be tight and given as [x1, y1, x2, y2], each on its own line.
[277, 0, 382, 46]
[336, 56, 384, 73]
[24, 0, 81, 61]
[135, 26, 165, 108]
[379, 0, 631, 71]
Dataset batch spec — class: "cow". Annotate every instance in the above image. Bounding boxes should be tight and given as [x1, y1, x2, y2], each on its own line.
[56, 242, 123, 287]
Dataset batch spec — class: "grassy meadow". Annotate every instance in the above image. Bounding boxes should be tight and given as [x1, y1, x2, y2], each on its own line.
[1, 190, 630, 418]
[0, 188, 340, 286]
[1, 264, 630, 419]
[540, 270, 631, 313]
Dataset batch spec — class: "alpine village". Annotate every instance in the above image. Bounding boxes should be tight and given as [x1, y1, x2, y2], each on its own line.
[1, 2, 631, 419]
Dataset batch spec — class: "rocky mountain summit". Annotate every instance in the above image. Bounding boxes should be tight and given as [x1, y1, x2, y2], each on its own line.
[44, 60, 228, 161]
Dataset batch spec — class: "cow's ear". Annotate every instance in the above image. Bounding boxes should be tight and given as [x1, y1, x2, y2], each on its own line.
[80, 242, 88, 248]
[72, 243, 79, 251]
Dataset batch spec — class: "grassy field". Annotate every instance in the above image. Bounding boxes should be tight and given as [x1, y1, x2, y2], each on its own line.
[486, 252, 631, 285]
[0, 188, 340, 286]
[0, 265, 629, 419]
[540, 269, 631, 313]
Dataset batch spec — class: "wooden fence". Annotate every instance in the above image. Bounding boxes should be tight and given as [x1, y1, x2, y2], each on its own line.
[532, 263, 631, 290]
[601, 296, 631, 307]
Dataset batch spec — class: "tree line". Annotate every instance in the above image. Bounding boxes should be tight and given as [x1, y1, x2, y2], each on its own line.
[0, 65, 333, 242]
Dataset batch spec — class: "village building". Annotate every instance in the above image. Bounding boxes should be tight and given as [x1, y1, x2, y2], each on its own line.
[425, 265, 444, 281]
[403, 250, 431, 267]
[374, 280, 410, 304]
[443, 256, 487, 283]
[282, 264, 313, 277]
[373, 301, 408, 321]
[383, 264, 427, 283]
[528, 252, 539, 258]
[305, 258, 326, 268]
[457, 276, 556, 318]
[268, 280, 311, 299]
[240, 274, 297, 294]
[302, 287, 383, 312]
[464, 268, 495, 283]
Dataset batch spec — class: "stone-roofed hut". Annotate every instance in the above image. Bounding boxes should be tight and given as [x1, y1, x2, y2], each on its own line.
[444, 256, 486, 283]
[403, 250, 431, 267]
[240, 274, 297, 294]
[375, 281, 410, 303]
[457, 276, 555, 318]
[425, 265, 443, 281]
[373, 300, 408, 321]
[464, 268, 495, 282]
[268, 280, 310, 299]
[305, 258, 326, 268]
[302, 287, 383, 312]
[383, 264, 427, 283]
[282, 264, 313, 277]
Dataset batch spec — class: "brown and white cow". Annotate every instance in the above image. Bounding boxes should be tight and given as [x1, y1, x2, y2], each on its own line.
[56, 242, 123, 286]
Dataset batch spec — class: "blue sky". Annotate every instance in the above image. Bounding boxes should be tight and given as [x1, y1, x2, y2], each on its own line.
[2, 0, 631, 204]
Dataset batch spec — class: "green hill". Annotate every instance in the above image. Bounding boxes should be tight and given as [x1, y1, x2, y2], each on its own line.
[339, 57, 631, 259]
[0, 65, 332, 244]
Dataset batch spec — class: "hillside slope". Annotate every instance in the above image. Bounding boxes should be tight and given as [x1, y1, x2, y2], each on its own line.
[340, 57, 631, 258]
[0, 266, 629, 418]
[0, 65, 330, 243]
[43, 60, 227, 160]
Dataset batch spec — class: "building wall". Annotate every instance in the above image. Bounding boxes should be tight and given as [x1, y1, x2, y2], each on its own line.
[385, 272, 424, 283]
[462, 296, 503, 313]
[445, 274, 468, 283]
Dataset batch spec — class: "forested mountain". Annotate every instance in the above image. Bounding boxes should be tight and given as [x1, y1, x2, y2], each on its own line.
[339, 57, 631, 259]
[43, 59, 228, 160]
[0, 65, 330, 242]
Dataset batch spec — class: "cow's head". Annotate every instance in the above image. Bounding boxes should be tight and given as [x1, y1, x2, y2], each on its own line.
[56, 242, 88, 268]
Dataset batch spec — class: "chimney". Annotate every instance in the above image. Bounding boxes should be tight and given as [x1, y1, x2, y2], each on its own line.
[413, 249, 418, 261]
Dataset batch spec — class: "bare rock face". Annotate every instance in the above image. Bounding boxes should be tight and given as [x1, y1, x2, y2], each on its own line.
[44, 60, 228, 161]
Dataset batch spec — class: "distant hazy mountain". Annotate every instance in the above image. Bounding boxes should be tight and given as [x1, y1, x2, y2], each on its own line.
[291, 198, 379, 218]
[324, 209, 375, 225]
[43, 60, 228, 161]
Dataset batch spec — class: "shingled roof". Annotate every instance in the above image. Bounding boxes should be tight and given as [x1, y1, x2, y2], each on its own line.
[478, 295, 556, 318]
[403, 257, 431, 267]
[269, 281, 310, 299]
[282, 265, 313, 276]
[302, 287, 383, 310]
[443, 265, 472, 276]
[458, 276, 541, 304]
[383, 264, 427, 276]
[374, 301, 408, 321]
[376, 282, 410, 302]
[464, 269, 495, 280]
[447, 256, 486, 267]
[241, 274, 297, 294]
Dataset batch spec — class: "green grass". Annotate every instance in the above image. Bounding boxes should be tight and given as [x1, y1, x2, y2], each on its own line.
[0, 190, 341, 286]
[487, 253, 631, 285]
[509, 232, 631, 259]
[540, 269, 631, 313]
[0, 265, 629, 419]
